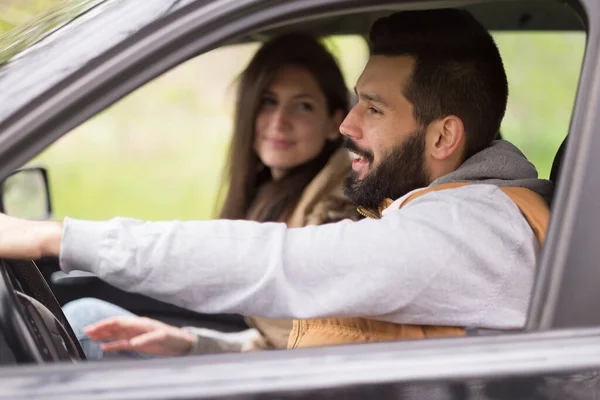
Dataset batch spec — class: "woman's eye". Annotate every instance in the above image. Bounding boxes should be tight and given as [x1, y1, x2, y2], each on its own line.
[260, 97, 277, 108]
[296, 102, 314, 112]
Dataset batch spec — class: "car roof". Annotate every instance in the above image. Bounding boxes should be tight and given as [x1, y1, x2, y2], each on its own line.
[0, 0, 585, 125]
[247, 0, 584, 43]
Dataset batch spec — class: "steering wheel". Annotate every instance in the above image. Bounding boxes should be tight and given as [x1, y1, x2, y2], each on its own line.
[0, 258, 86, 363]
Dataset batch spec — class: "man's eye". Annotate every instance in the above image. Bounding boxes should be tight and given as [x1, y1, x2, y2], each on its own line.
[368, 106, 381, 115]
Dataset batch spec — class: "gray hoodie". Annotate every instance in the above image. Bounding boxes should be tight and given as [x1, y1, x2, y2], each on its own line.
[434, 140, 553, 203]
[60, 140, 552, 337]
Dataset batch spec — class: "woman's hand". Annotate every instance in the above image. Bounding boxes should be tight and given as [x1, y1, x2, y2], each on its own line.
[0, 213, 62, 259]
[84, 316, 197, 356]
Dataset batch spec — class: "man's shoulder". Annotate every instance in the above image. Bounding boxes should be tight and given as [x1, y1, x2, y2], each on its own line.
[382, 183, 505, 215]
[410, 183, 521, 203]
[382, 183, 533, 224]
[391, 183, 548, 244]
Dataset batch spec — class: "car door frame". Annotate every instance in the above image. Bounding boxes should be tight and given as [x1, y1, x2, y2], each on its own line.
[525, 0, 600, 330]
[0, 0, 598, 396]
[2, 327, 600, 398]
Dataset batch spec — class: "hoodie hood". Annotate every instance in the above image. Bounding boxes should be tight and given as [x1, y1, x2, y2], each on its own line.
[432, 140, 554, 204]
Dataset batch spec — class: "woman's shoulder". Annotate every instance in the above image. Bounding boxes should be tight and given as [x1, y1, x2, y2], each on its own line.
[304, 186, 361, 226]
[287, 148, 362, 227]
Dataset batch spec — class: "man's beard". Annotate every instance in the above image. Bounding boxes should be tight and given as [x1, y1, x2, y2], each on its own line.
[343, 129, 429, 210]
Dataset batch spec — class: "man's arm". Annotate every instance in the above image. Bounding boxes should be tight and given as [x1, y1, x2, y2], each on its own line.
[0, 213, 63, 259]
[0, 185, 538, 330]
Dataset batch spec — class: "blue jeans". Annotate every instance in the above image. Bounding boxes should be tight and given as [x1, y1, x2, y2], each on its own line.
[63, 298, 157, 361]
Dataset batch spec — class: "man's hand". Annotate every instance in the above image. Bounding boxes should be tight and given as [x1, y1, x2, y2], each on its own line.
[0, 213, 62, 259]
[84, 316, 197, 356]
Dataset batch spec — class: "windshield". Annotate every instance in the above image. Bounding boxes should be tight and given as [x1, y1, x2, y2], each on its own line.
[0, 0, 107, 65]
[0, 0, 198, 124]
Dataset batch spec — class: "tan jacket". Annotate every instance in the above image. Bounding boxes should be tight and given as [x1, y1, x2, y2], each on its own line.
[244, 148, 360, 350]
[287, 182, 550, 349]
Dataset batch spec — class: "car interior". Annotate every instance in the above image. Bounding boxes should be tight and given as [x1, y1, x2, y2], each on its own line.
[0, 0, 586, 364]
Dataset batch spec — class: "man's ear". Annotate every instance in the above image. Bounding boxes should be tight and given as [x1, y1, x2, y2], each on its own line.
[327, 109, 345, 140]
[428, 116, 465, 161]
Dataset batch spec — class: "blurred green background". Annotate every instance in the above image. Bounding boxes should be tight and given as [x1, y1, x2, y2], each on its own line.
[0, 0, 54, 32]
[0, 1, 586, 221]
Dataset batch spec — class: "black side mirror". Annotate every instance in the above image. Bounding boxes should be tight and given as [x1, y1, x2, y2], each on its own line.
[0, 167, 52, 220]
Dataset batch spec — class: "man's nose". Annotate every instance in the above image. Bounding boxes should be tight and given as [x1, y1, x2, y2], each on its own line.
[339, 106, 361, 139]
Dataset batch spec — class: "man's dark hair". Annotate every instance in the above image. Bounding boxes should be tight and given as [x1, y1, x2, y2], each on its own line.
[369, 8, 508, 160]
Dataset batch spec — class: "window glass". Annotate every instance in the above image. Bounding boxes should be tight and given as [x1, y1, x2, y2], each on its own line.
[32, 35, 369, 220]
[494, 32, 585, 178]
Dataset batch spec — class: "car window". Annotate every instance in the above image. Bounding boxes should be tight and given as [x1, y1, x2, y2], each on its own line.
[30, 35, 369, 221]
[493, 31, 585, 178]
[25, 32, 585, 221]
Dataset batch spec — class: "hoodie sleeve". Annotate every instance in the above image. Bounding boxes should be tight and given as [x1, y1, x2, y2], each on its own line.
[59, 184, 538, 330]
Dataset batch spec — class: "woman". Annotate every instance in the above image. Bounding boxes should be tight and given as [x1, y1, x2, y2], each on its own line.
[63, 32, 360, 360]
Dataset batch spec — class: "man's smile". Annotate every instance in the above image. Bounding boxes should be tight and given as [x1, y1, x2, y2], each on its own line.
[349, 151, 370, 178]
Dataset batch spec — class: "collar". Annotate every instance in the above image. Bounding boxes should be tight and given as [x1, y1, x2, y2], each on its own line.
[357, 187, 428, 219]
[380, 187, 429, 216]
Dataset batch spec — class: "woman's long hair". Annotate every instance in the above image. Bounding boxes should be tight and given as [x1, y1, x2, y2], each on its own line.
[218, 33, 350, 222]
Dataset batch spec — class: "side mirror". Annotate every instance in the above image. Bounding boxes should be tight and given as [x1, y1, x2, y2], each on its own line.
[0, 167, 52, 220]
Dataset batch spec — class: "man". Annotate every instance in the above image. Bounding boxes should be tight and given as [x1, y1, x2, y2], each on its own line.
[0, 9, 552, 350]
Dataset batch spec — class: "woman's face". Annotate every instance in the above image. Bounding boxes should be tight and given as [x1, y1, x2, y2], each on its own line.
[254, 66, 342, 180]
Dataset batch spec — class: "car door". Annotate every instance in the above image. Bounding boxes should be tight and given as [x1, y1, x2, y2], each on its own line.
[0, 0, 598, 398]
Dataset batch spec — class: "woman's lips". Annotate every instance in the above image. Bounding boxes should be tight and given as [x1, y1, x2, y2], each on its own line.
[267, 138, 295, 150]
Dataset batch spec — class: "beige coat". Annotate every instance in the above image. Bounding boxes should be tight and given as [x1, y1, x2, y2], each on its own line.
[244, 148, 361, 350]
